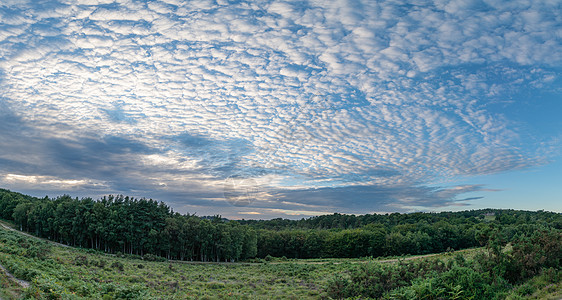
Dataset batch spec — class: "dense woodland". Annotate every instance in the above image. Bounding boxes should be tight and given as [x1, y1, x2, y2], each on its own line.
[1, 188, 561, 263]
[0, 189, 257, 262]
[244, 209, 561, 259]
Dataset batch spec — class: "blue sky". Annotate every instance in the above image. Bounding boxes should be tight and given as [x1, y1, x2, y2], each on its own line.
[0, 0, 560, 219]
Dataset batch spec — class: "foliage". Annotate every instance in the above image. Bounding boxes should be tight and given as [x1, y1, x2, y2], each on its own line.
[2, 188, 561, 262]
[0, 189, 258, 262]
[253, 209, 561, 260]
[0, 224, 337, 298]
[326, 227, 562, 300]
[142, 253, 166, 262]
[0, 188, 561, 299]
[0, 220, 560, 299]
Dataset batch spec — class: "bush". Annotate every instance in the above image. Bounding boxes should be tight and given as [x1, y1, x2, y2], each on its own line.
[100, 283, 147, 299]
[142, 253, 166, 262]
[96, 259, 107, 268]
[111, 261, 124, 271]
[326, 263, 411, 299]
[325, 274, 352, 299]
[326, 257, 502, 299]
[479, 229, 562, 284]
[123, 254, 142, 260]
[74, 255, 88, 266]
[516, 282, 536, 296]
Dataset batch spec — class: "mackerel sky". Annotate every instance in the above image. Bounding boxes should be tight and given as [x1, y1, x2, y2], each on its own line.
[0, 0, 560, 219]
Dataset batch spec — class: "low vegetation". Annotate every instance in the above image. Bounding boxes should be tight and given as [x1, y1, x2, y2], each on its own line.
[0, 223, 356, 299]
[0, 219, 560, 299]
[326, 228, 561, 299]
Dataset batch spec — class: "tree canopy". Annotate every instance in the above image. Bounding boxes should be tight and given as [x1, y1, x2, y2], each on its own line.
[0, 188, 560, 261]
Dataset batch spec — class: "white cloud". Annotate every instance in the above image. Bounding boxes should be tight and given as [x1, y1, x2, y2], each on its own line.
[0, 0, 559, 213]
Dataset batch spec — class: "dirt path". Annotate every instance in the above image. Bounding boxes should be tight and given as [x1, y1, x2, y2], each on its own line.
[0, 263, 30, 289]
[376, 253, 441, 263]
[0, 223, 32, 289]
[267, 248, 476, 265]
[168, 253, 444, 266]
[0, 261, 30, 289]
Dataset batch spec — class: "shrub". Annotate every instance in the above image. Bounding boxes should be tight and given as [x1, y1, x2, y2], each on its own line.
[100, 283, 147, 300]
[111, 261, 124, 271]
[142, 253, 166, 262]
[327, 263, 410, 299]
[325, 274, 352, 299]
[516, 282, 536, 296]
[123, 254, 142, 260]
[74, 255, 88, 266]
[96, 259, 107, 268]
[481, 229, 562, 284]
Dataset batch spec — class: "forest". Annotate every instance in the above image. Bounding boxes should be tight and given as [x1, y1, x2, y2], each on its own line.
[1, 188, 560, 262]
[0, 188, 561, 299]
[0, 189, 257, 262]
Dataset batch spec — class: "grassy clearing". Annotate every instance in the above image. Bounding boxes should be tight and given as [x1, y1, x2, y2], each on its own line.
[0, 223, 460, 299]
[0, 223, 559, 299]
[0, 223, 352, 299]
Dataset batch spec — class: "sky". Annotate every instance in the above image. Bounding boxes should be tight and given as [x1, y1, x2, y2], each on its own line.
[0, 0, 560, 219]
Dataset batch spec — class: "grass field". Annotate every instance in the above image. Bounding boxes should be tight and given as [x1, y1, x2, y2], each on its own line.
[0, 221, 560, 299]
[0, 220, 383, 299]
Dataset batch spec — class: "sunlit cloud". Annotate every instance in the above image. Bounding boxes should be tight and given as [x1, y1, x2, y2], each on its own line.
[2, 174, 106, 190]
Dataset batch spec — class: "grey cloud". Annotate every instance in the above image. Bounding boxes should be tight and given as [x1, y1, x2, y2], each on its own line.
[0, 103, 161, 194]
[250, 183, 491, 214]
[169, 132, 255, 177]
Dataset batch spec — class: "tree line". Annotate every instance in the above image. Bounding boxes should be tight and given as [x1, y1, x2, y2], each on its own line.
[248, 209, 561, 259]
[0, 189, 257, 262]
[1, 188, 560, 261]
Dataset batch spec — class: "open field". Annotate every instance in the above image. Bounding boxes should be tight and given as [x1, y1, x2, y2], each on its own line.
[0, 221, 560, 299]
[0, 220, 452, 299]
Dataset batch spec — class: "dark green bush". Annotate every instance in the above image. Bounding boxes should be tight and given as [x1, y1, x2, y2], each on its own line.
[325, 274, 351, 299]
[142, 253, 166, 262]
[100, 283, 147, 299]
[74, 255, 88, 266]
[96, 259, 107, 268]
[111, 261, 124, 271]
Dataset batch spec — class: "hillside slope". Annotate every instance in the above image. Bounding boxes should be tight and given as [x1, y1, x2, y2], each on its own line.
[0, 221, 561, 299]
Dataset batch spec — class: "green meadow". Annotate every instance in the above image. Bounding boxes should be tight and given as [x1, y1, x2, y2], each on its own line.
[0, 221, 560, 299]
